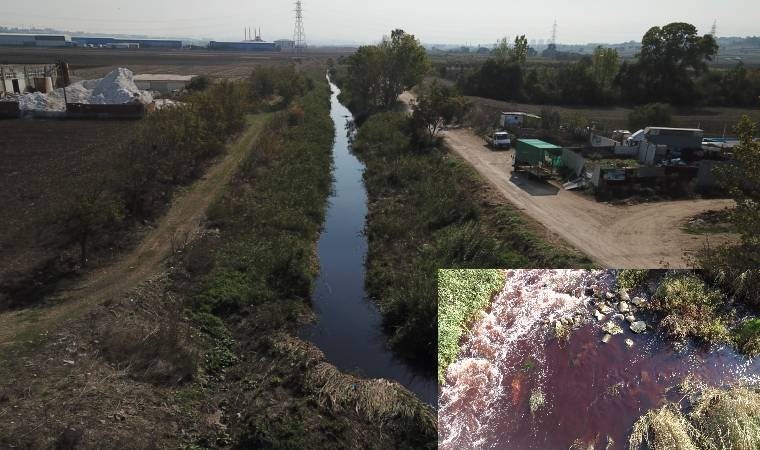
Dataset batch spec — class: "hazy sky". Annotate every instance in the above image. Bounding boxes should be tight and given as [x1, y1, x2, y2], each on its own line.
[2, 0, 758, 45]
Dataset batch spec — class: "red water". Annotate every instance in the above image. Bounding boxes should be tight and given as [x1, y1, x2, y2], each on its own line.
[439, 269, 760, 449]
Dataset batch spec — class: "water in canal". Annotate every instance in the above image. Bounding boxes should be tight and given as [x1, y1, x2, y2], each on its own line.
[300, 77, 437, 406]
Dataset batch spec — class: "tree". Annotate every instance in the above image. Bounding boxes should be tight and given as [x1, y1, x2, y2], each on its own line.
[492, 35, 528, 64]
[511, 35, 529, 64]
[187, 75, 211, 92]
[460, 58, 524, 101]
[628, 103, 673, 130]
[591, 46, 619, 89]
[618, 22, 718, 104]
[47, 180, 125, 268]
[411, 81, 470, 145]
[344, 29, 429, 112]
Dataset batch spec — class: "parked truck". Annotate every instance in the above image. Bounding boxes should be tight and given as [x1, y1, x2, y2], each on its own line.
[485, 131, 512, 149]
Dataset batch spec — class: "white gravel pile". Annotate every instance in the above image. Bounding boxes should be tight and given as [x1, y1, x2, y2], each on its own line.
[17, 68, 153, 111]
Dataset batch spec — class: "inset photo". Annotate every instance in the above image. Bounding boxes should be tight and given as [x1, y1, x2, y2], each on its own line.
[438, 269, 760, 449]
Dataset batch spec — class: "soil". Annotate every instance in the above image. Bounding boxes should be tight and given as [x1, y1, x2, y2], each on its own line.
[0, 114, 267, 349]
[400, 92, 736, 268]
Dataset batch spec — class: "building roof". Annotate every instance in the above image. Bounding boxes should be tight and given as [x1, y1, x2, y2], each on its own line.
[518, 139, 561, 149]
[502, 111, 542, 119]
[133, 74, 195, 82]
[644, 126, 703, 133]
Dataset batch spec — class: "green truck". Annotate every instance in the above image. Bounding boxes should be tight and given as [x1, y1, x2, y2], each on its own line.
[513, 139, 563, 178]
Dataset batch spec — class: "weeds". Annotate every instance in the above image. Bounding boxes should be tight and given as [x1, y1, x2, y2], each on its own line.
[628, 383, 760, 450]
[618, 269, 650, 291]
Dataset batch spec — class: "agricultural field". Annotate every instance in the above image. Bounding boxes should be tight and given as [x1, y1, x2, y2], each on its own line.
[0, 119, 138, 294]
[0, 46, 350, 79]
[464, 93, 760, 136]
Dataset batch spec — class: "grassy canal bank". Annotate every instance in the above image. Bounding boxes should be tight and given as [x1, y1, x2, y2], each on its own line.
[182, 75, 436, 448]
[350, 110, 592, 373]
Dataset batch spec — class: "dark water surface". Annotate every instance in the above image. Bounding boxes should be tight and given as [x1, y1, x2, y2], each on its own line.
[300, 77, 437, 405]
[439, 269, 760, 449]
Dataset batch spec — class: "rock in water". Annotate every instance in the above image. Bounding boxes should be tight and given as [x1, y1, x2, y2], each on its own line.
[602, 333, 612, 344]
[630, 321, 647, 333]
[602, 321, 624, 335]
[598, 303, 613, 315]
[613, 313, 625, 321]
[632, 297, 647, 308]
[617, 301, 630, 313]
[619, 290, 631, 302]
[625, 338, 634, 348]
[595, 310, 606, 321]
[625, 315, 636, 323]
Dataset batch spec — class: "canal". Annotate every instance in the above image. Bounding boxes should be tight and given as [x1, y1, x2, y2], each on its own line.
[300, 76, 437, 406]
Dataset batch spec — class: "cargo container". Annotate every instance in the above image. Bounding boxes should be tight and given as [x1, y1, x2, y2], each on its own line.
[514, 139, 563, 179]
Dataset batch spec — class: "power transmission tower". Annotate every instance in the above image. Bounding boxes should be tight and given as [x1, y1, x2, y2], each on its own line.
[710, 19, 717, 37]
[550, 19, 558, 46]
[293, 1, 306, 57]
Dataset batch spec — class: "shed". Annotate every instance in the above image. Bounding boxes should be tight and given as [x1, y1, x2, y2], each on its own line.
[501, 111, 541, 128]
[515, 139, 562, 167]
[134, 74, 195, 94]
[644, 127, 703, 151]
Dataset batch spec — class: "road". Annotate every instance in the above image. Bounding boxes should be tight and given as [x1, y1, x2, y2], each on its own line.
[0, 114, 269, 347]
[401, 93, 735, 268]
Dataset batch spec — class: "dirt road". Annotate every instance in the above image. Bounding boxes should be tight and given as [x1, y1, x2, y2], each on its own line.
[0, 114, 268, 346]
[401, 92, 735, 268]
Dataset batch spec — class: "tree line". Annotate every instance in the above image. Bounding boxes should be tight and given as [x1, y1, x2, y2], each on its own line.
[452, 23, 760, 107]
[46, 67, 308, 269]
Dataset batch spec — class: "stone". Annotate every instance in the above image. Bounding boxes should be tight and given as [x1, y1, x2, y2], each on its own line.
[618, 301, 631, 314]
[619, 290, 631, 302]
[625, 315, 636, 323]
[594, 310, 606, 321]
[625, 338, 635, 348]
[632, 297, 647, 308]
[605, 292, 616, 300]
[598, 304, 613, 315]
[630, 321, 647, 334]
[602, 333, 612, 344]
[613, 313, 625, 321]
[602, 321, 624, 335]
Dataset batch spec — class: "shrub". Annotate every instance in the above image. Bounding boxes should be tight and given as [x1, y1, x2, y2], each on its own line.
[618, 269, 650, 291]
[651, 273, 730, 346]
[628, 103, 673, 130]
[187, 75, 212, 92]
[736, 319, 760, 356]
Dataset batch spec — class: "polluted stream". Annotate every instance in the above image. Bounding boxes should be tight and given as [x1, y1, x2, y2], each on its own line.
[439, 269, 760, 449]
[299, 77, 437, 406]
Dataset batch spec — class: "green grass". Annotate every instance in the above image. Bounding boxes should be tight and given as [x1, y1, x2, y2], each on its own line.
[651, 273, 731, 346]
[351, 110, 591, 373]
[437, 269, 505, 383]
[618, 269, 650, 291]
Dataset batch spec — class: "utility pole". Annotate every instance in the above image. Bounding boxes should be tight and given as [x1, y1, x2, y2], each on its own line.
[293, 1, 306, 58]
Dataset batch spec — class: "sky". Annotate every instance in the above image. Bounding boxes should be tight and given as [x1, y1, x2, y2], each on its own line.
[2, 0, 758, 45]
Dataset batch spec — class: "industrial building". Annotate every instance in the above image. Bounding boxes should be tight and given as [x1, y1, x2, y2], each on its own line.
[209, 40, 279, 51]
[134, 74, 195, 94]
[0, 33, 71, 47]
[274, 39, 296, 49]
[71, 37, 183, 48]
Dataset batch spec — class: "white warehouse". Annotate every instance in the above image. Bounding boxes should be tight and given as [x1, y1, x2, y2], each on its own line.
[0, 34, 72, 47]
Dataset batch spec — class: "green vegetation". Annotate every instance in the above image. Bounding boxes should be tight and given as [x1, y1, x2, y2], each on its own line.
[341, 29, 429, 116]
[351, 110, 591, 374]
[447, 22, 760, 107]
[410, 80, 470, 146]
[187, 74, 435, 448]
[437, 269, 505, 382]
[736, 319, 760, 357]
[698, 117, 760, 314]
[628, 383, 760, 450]
[650, 273, 731, 346]
[617, 269, 650, 291]
[628, 103, 673, 130]
[249, 65, 309, 106]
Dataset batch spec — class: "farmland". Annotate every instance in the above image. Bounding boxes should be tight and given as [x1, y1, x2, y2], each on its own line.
[0, 119, 138, 296]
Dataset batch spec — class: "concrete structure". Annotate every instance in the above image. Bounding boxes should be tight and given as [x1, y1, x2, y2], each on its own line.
[1, 67, 26, 94]
[134, 74, 195, 94]
[208, 41, 279, 51]
[72, 37, 182, 48]
[0, 33, 71, 47]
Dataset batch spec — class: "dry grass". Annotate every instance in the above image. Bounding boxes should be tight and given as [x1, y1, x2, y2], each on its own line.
[628, 383, 760, 450]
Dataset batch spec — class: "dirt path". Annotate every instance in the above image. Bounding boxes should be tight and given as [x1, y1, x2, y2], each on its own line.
[0, 114, 268, 346]
[401, 92, 735, 268]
